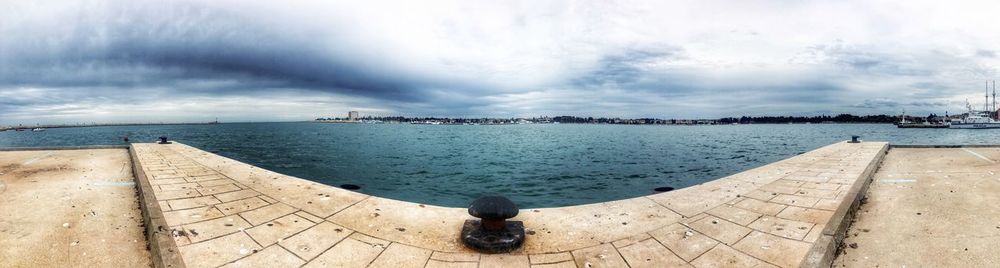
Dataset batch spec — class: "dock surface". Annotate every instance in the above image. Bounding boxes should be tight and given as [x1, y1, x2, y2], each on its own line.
[130, 141, 887, 268]
[0, 149, 151, 267]
[835, 147, 1000, 267]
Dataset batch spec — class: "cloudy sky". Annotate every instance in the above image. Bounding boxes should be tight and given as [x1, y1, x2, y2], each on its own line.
[2, 0, 1000, 124]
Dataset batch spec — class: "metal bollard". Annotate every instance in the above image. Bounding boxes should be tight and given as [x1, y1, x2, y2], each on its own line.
[461, 196, 524, 253]
[849, 135, 860, 143]
[158, 136, 170, 144]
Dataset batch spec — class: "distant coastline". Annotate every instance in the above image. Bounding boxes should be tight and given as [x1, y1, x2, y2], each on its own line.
[0, 121, 221, 131]
[1, 113, 945, 130]
[314, 113, 928, 125]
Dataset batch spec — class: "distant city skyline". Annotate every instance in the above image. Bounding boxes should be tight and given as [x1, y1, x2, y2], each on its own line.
[2, 1, 1000, 125]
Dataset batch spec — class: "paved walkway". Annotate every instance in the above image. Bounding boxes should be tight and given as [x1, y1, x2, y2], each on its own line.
[133, 141, 886, 268]
[835, 147, 1000, 267]
[0, 149, 151, 267]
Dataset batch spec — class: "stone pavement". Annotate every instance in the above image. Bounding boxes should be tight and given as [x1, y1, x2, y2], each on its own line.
[132, 141, 887, 268]
[835, 147, 1000, 267]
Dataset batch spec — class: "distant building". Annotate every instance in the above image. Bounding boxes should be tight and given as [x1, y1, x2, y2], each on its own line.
[348, 111, 359, 121]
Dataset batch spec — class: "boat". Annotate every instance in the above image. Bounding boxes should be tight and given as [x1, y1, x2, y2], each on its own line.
[31, 128, 46, 132]
[896, 110, 949, 128]
[950, 80, 1000, 129]
[898, 122, 949, 128]
[949, 110, 1000, 128]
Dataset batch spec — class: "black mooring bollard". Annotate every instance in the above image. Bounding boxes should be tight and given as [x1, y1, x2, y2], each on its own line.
[461, 196, 524, 253]
[158, 136, 171, 144]
[849, 135, 860, 143]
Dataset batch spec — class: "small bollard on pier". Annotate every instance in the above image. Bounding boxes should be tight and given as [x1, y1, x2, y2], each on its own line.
[461, 196, 524, 253]
[848, 135, 861, 143]
[158, 136, 171, 144]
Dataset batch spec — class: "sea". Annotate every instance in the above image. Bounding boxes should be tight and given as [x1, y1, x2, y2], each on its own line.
[2, 122, 999, 208]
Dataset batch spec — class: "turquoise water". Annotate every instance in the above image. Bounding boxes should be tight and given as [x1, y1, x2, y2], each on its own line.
[3, 123, 1000, 207]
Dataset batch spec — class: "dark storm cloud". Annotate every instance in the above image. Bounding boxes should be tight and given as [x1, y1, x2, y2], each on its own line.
[848, 99, 899, 109]
[0, 1, 439, 102]
[572, 46, 685, 87]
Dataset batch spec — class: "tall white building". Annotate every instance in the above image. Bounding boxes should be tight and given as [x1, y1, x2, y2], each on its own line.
[348, 111, 359, 121]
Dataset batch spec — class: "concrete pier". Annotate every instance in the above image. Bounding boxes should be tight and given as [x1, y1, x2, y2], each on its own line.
[0, 148, 151, 267]
[834, 146, 1000, 267]
[0, 141, 895, 267]
[123, 141, 887, 268]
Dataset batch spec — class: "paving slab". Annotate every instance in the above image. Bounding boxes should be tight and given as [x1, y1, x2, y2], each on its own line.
[616, 238, 689, 267]
[302, 237, 385, 267]
[278, 221, 352, 261]
[244, 214, 315, 246]
[220, 244, 304, 268]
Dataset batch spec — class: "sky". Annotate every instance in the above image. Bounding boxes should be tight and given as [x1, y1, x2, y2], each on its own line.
[2, 0, 1000, 125]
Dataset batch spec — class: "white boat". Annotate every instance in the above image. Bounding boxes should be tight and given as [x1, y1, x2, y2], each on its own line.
[949, 111, 1000, 128]
[951, 80, 1000, 129]
[31, 128, 46, 132]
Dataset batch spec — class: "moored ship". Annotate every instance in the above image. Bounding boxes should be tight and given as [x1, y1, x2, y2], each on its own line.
[950, 80, 1000, 129]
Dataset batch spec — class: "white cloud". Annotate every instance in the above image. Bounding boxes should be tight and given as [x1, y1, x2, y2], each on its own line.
[2, 0, 1000, 124]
